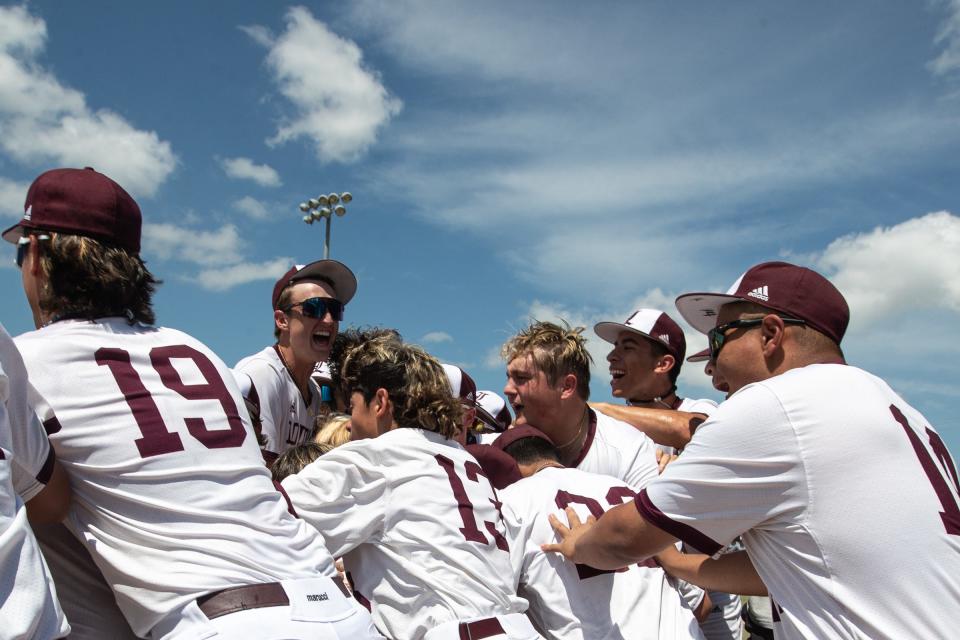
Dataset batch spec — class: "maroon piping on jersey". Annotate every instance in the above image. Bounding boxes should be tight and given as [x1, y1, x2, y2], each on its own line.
[571, 409, 599, 468]
[634, 488, 722, 555]
[37, 448, 56, 484]
[272, 479, 298, 518]
[42, 416, 62, 435]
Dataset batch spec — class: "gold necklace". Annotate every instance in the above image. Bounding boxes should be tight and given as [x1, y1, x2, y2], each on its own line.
[554, 407, 589, 450]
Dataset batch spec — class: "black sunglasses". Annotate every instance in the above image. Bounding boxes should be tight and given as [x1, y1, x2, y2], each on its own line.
[708, 316, 806, 360]
[283, 297, 344, 321]
[15, 234, 50, 268]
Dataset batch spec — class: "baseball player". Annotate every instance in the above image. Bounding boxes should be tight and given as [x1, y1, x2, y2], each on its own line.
[544, 261, 960, 639]
[6, 167, 383, 639]
[501, 320, 659, 488]
[496, 425, 704, 640]
[592, 308, 716, 450]
[281, 338, 537, 640]
[0, 323, 70, 639]
[594, 309, 742, 639]
[235, 257, 356, 465]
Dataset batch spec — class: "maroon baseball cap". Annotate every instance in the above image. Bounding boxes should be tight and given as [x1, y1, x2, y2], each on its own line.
[466, 444, 523, 489]
[3, 167, 142, 253]
[675, 261, 849, 344]
[686, 347, 711, 363]
[594, 308, 687, 362]
[272, 259, 357, 309]
[492, 424, 556, 452]
[475, 390, 512, 433]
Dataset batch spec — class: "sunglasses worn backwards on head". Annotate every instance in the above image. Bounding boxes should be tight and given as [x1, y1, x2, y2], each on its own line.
[283, 297, 344, 321]
[15, 234, 51, 268]
[708, 316, 806, 360]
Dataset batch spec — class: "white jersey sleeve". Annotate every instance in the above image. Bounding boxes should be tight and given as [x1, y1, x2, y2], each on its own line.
[677, 396, 719, 417]
[283, 428, 527, 640]
[639, 364, 960, 640]
[0, 328, 70, 639]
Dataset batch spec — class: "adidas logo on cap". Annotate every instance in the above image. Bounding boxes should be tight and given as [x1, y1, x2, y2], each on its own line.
[23, 205, 31, 221]
[658, 334, 670, 343]
[747, 285, 769, 302]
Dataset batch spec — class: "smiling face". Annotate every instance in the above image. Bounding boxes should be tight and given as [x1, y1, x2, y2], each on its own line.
[503, 353, 564, 437]
[606, 330, 676, 402]
[276, 280, 339, 367]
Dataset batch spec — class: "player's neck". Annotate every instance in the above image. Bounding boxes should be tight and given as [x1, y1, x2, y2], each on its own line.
[275, 344, 314, 399]
[628, 388, 678, 410]
[553, 403, 590, 466]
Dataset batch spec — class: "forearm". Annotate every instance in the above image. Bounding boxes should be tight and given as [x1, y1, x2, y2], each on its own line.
[558, 502, 676, 570]
[656, 547, 768, 596]
[590, 403, 702, 449]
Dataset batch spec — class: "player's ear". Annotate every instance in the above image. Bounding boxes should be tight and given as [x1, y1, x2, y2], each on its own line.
[654, 354, 676, 376]
[760, 314, 785, 357]
[558, 373, 578, 400]
[373, 388, 391, 418]
[274, 308, 288, 334]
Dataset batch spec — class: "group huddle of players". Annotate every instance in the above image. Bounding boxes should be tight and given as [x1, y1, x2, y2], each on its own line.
[1, 167, 958, 640]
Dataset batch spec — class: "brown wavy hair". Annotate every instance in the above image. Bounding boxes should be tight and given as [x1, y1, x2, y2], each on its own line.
[34, 232, 159, 325]
[341, 337, 462, 439]
[501, 320, 593, 401]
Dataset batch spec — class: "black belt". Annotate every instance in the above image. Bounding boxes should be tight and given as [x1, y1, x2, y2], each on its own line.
[458, 617, 505, 640]
[197, 578, 351, 620]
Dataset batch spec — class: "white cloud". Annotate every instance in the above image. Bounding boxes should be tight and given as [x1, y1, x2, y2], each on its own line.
[421, 331, 453, 344]
[233, 196, 273, 220]
[814, 211, 960, 325]
[196, 257, 292, 292]
[930, 0, 960, 76]
[0, 6, 176, 197]
[219, 156, 281, 187]
[244, 6, 402, 162]
[143, 223, 246, 266]
[0, 175, 28, 218]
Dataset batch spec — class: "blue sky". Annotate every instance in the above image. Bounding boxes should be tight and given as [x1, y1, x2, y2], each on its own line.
[1, 2, 958, 454]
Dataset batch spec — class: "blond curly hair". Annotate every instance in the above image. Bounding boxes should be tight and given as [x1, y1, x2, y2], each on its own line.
[501, 320, 592, 401]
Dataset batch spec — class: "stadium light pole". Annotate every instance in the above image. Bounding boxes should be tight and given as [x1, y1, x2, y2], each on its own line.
[298, 191, 353, 259]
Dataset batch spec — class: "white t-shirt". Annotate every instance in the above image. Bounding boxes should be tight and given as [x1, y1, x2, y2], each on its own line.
[573, 408, 659, 489]
[500, 466, 703, 640]
[638, 363, 960, 640]
[16, 319, 338, 636]
[0, 325, 70, 639]
[677, 396, 718, 415]
[235, 345, 323, 463]
[282, 427, 529, 640]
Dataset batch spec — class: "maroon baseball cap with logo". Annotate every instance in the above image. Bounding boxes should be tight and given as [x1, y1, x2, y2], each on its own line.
[594, 308, 687, 362]
[2, 167, 142, 253]
[675, 261, 850, 344]
[271, 259, 357, 309]
[686, 347, 711, 363]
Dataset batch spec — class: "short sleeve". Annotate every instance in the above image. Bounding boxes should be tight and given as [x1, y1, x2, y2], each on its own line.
[236, 359, 285, 456]
[637, 384, 806, 554]
[622, 435, 659, 490]
[281, 442, 390, 557]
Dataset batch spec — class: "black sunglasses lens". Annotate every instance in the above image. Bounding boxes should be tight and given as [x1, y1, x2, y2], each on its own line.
[15, 242, 28, 268]
[301, 298, 343, 321]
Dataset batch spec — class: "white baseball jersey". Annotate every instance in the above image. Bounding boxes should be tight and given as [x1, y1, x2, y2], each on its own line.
[235, 345, 322, 463]
[15, 319, 340, 637]
[282, 427, 529, 640]
[638, 363, 960, 640]
[573, 408, 659, 489]
[500, 466, 703, 640]
[0, 327, 70, 640]
[677, 396, 718, 415]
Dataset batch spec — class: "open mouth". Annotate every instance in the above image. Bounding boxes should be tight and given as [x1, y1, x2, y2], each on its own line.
[311, 329, 333, 349]
[609, 368, 626, 381]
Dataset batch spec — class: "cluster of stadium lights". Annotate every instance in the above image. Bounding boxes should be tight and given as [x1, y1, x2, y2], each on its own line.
[298, 192, 353, 259]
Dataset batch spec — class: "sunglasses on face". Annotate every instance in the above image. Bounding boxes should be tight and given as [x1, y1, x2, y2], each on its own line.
[15, 234, 50, 268]
[283, 297, 344, 321]
[708, 316, 806, 360]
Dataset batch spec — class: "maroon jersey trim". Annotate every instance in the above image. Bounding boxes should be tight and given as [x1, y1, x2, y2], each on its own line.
[572, 409, 599, 468]
[37, 447, 56, 484]
[42, 416, 62, 435]
[634, 488, 722, 555]
[273, 479, 298, 518]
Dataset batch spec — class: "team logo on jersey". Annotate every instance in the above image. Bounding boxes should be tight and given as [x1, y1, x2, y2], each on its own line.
[23, 205, 32, 221]
[747, 285, 769, 302]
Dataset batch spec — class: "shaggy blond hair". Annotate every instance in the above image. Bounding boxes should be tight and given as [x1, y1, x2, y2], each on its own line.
[501, 320, 592, 401]
[313, 412, 351, 448]
[342, 338, 462, 438]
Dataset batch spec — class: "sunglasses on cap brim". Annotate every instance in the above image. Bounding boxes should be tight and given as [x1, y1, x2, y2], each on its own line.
[282, 297, 344, 321]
